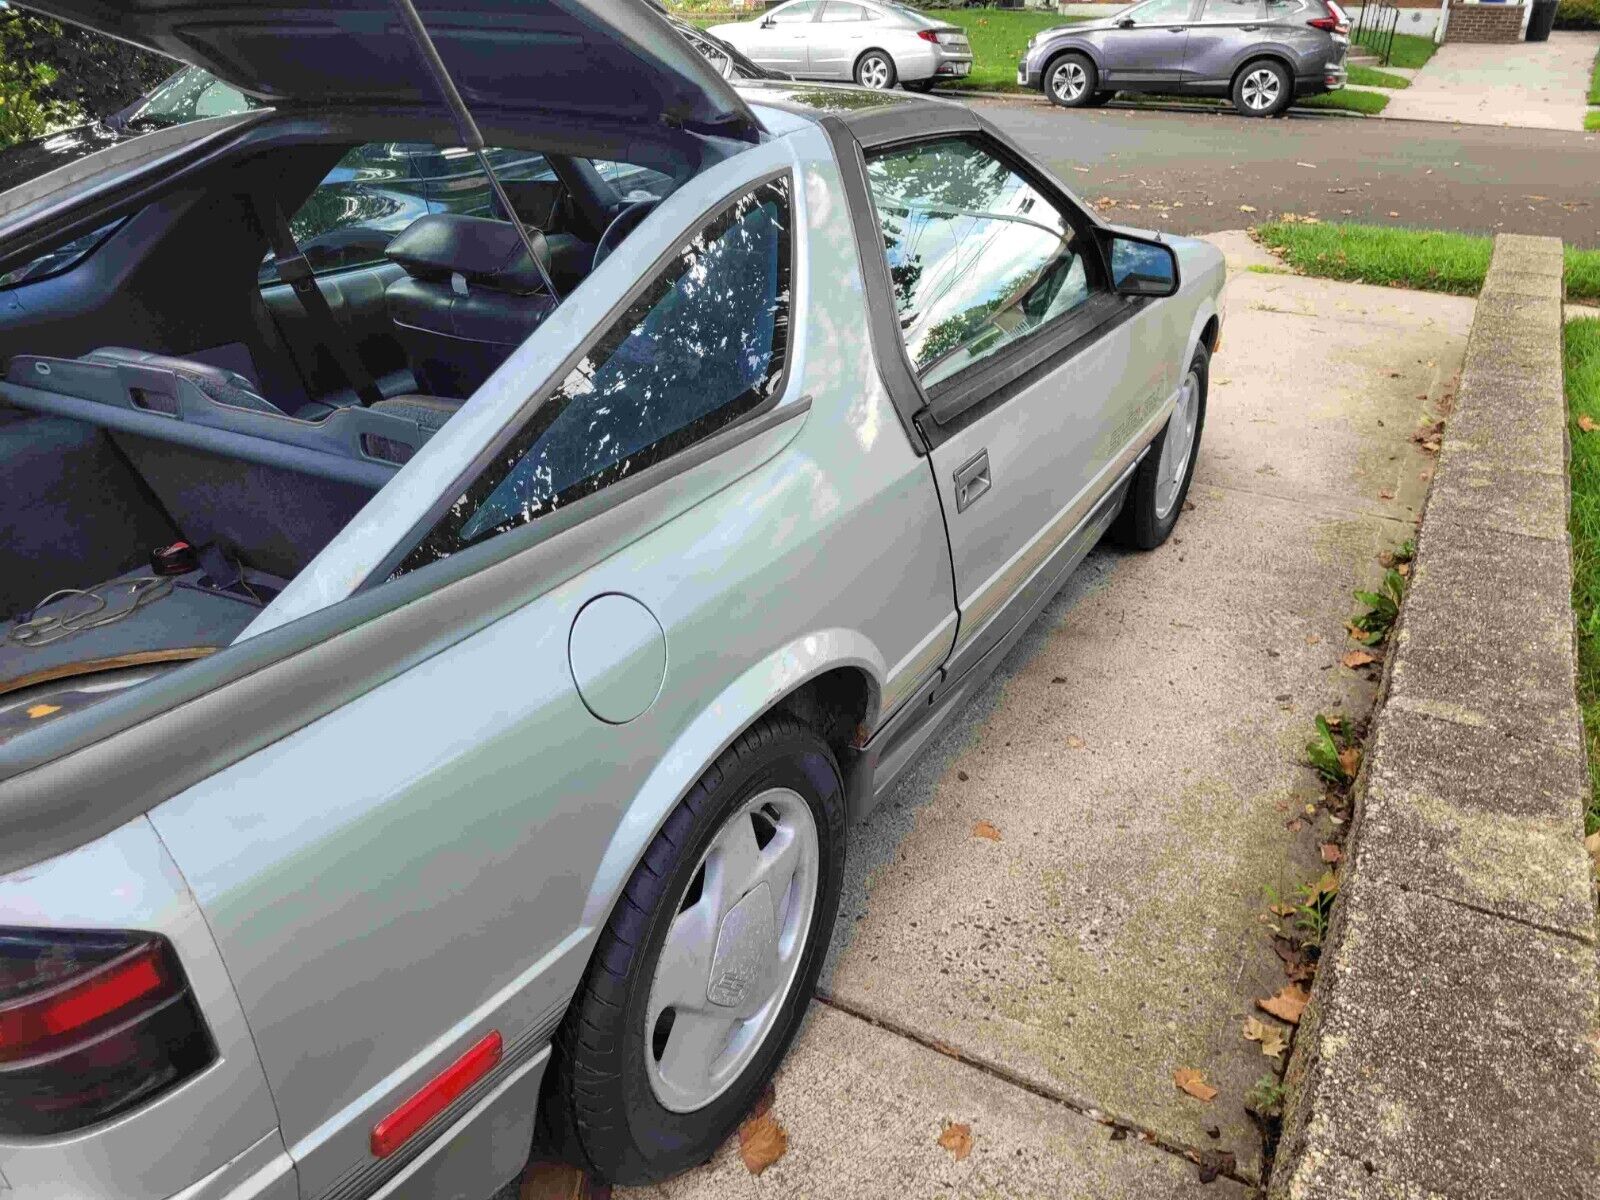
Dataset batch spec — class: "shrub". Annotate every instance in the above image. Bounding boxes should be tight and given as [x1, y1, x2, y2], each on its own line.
[1555, 0, 1599, 29]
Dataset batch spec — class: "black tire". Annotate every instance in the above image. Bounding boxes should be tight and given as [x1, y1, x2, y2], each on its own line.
[1110, 343, 1208, 550]
[854, 49, 898, 90]
[543, 715, 847, 1185]
[1231, 58, 1292, 118]
[1043, 52, 1098, 108]
[1083, 90, 1116, 107]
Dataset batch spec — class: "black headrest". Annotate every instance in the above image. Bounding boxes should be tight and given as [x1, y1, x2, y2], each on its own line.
[385, 214, 552, 295]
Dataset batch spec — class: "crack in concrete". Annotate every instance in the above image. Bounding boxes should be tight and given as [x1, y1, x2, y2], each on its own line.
[1377, 877, 1598, 949]
[1203, 480, 1419, 529]
[811, 990, 1262, 1190]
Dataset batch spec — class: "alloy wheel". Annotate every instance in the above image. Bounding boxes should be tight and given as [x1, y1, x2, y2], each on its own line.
[1241, 67, 1281, 112]
[1154, 368, 1201, 520]
[644, 787, 821, 1113]
[1051, 60, 1088, 103]
[858, 55, 892, 89]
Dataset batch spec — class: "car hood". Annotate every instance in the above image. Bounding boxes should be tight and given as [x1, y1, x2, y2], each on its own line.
[15, 0, 762, 138]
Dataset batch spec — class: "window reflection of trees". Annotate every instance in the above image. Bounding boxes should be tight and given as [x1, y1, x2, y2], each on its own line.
[867, 139, 1084, 385]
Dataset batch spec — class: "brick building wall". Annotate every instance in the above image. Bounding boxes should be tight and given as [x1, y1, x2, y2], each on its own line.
[1445, 2, 1525, 41]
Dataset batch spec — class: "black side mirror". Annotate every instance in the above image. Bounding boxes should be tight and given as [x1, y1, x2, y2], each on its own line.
[1103, 230, 1179, 298]
[761, 16, 775, 27]
[1115, 16, 1136, 26]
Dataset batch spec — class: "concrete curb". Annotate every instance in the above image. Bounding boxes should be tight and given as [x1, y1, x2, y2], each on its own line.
[1269, 234, 1600, 1199]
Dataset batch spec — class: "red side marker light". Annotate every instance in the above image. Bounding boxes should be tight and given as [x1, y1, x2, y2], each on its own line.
[370, 1031, 502, 1158]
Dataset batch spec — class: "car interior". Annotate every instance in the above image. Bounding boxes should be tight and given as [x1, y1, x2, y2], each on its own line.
[0, 129, 682, 724]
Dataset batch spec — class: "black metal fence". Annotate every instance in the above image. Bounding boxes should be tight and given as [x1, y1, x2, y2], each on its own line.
[1351, 2, 1400, 66]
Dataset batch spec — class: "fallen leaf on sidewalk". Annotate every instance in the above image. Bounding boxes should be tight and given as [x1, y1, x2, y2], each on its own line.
[1585, 831, 1600, 870]
[1378, 488, 1395, 500]
[1238, 205, 1257, 213]
[1257, 984, 1311, 1025]
[1580, 415, 1599, 433]
[1196, 1149, 1238, 1183]
[519, 1162, 605, 1200]
[738, 1110, 788, 1176]
[1320, 842, 1343, 864]
[937, 1121, 974, 1162]
[1296, 161, 1316, 169]
[972, 820, 1002, 842]
[1340, 649, 1377, 669]
[1305, 633, 1322, 645]
[1065, 735, 1086, 750]
[1243, 1016, 1289, 1060]
[1174, 1068, 1218, 1102]
[1337, 746, 1361, 778]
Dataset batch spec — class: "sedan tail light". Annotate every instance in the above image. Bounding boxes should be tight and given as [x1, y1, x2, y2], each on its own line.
[1309, 0, 1349, 34]
[0, 928, 215, 1135]
[916, 29, 940, 43]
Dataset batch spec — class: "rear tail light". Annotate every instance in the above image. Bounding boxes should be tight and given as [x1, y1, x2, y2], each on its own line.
[917, 29, 939, 43]
[0, 928, 214, 1136]
[1309, 0, 1349, 33]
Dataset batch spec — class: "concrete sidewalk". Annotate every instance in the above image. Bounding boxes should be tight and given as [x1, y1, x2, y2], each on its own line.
[1379, 32, 1600, 131]
[619, 237, 1475, 1198]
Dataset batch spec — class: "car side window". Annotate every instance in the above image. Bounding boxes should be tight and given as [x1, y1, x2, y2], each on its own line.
[259, 142, 433, 284]
[820, 2, 866, 20]
[1197, 0, 1264, 20]
[1127, 0, 1196, 22]
[593, 159, 677, 203]
[395, 175, 793, 574]
[769, 1, 819, 23]
[864, 138, 1100, 390]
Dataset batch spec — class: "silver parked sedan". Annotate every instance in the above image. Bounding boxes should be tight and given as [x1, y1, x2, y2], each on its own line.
[0, 2, 1221, 1197]
[1020, 0, 1349, 117]
[711, 0, 973, 90]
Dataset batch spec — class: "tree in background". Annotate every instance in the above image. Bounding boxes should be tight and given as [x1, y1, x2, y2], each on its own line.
[0, 6, 172, 145]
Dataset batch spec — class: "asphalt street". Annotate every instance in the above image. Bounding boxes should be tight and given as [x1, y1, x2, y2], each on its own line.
[971, 98, 1600, 248]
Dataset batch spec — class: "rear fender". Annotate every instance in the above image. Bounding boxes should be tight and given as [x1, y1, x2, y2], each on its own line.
[579, 631, 884, 930]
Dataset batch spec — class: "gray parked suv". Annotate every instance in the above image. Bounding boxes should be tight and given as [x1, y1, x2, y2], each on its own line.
[1020, 0, 1349, 117]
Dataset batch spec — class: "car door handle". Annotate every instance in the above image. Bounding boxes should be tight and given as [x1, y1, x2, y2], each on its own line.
[1240, 24, 1260, 30]
[953, 450, 991, 513]
[1169, 25, 1188, 31]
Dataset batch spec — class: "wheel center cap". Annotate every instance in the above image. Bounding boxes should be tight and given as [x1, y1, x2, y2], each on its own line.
[707, 882, 776, 1010]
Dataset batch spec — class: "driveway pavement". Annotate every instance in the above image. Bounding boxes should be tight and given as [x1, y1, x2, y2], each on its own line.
[618, 239, 1476, 1198]
[1380, 32, 1600, 131]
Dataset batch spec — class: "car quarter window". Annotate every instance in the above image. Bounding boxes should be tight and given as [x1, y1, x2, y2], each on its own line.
[394, 175, 793, 575]
[864, 137, 1101, 390]
[769, 1, 820, 22]
[820, 2, 866, 20]
[1198, 0, 1264, 20]
[1129, 0, 1197, 21]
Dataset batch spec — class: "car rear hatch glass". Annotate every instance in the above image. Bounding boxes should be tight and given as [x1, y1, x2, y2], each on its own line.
[17, 0, 763, 138]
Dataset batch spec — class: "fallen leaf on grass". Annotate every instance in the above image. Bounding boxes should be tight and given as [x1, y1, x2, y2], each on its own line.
[1320, 842, 1343, 863]
[1257, 984, 1311, 1025]
[1173, 1068, 1218, 1102]
[1580, 415, 1600, 433]
[1243, 1016, 1289, 1060]
[738, 1110, 788, 1176]
[971, 820, 1002, 842]
[1340, 649, 1377, 669]
[937, 1120, 974, 1162]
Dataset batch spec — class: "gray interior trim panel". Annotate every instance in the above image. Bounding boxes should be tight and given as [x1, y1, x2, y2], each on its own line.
[0, 379, 400, 490]
[0, 398, 811, 875]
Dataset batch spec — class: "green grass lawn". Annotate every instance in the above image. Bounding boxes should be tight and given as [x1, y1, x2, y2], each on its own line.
[1255, 221, 1600, 303]
[1587, 111, 1600, 131]
[1297, 88, 1390, 114]
[1347, 64, 1409, 89]
[1565, 316, 1600, 835]
[927, 9, 1090, 92]
[1365, 30, 1437, 69]
[1589, 44, 1600, 104]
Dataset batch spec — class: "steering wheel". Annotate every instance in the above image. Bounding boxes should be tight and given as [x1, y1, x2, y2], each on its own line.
[593, 200, 660, 271]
